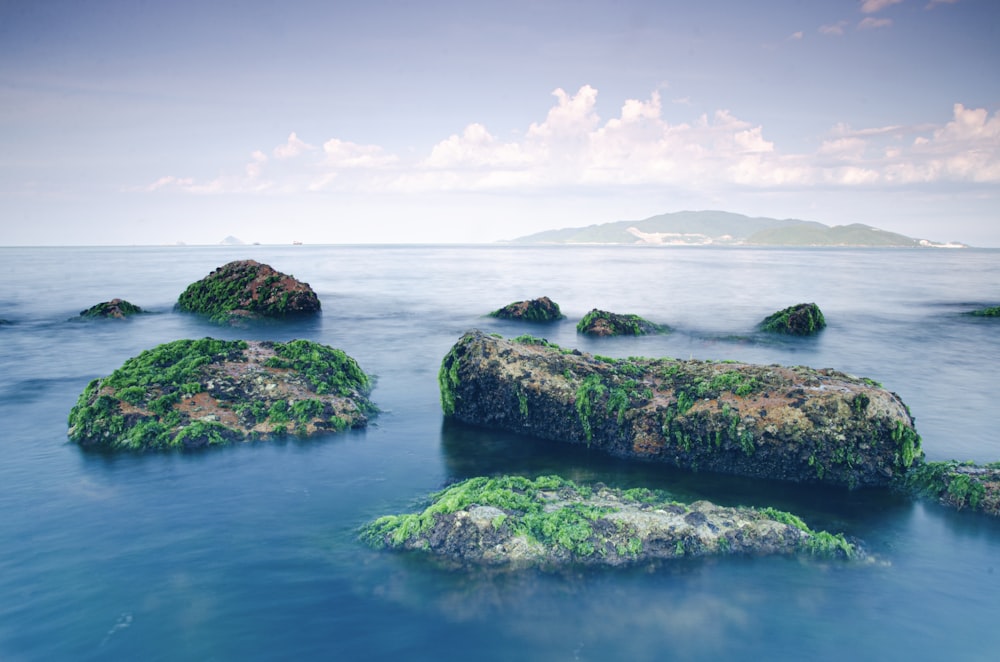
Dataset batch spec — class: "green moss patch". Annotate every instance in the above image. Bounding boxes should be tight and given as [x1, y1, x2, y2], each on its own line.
[968, 305, 1000, 317]
[897, 460, 1000, 516]
[79, 299, 144, 319]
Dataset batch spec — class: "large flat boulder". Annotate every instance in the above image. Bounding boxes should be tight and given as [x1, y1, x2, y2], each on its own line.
[68, 338, 374, 451]
[439, 331, 921, 488]
[361, 475, 861, 569]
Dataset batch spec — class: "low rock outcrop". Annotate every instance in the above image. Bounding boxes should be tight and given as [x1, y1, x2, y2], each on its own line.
[68, 337, 374, 451]
[79, 298, 143, 319]
[898, 460, 1000, 516]
[489, 296, 565, 322]
[576, 309, 669, 336]
[968, 305, 1000, 317]
[759, 303, 826, 335]
[439, 331, 921, 488]
[177, 260, 321, 324]
[361, 475, 861, 569]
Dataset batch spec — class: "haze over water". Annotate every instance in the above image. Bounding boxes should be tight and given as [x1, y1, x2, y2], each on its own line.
[1, 244, 999, 661]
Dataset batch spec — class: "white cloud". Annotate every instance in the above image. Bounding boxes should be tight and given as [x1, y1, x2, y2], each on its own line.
[861, 0, 904, 13]
[143, 87, 1000, 197]
[859, 17, 893, 29]
[273, 132, 315, 159]
[819, 21, 849, 36]
[789, 31, 804, 40]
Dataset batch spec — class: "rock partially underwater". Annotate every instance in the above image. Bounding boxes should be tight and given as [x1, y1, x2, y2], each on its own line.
[576, 309, 670, 336]
[759, 303, 826, 335]
[177, 260, 321, 324]
[489, 296, 565, 322]
[79, 298, 143, 319]
[361, 475, 862, 569]
[439, 331, 921, 488]
[967, 305, 1000, 318]
[68, 338, 374, 451]
[898, 460, 1000, 516]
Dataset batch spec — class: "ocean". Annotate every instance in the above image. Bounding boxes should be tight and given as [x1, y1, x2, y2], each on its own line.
[1, 244, 998, 661]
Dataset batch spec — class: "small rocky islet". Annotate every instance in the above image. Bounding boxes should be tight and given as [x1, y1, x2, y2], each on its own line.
[360, 475, 861, 569]
[68, 337, 374, 451]
[79, 298, 144, 319]
[176, 259, 321, 325]
[489, 296, 565, 322]
[759, 302, 826, 336]
[576, 308, 670, 336]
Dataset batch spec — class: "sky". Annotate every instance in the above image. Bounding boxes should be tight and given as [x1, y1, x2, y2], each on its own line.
[1, 0, 998, 246]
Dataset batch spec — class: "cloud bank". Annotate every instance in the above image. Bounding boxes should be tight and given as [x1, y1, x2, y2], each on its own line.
[146, 86, 1000, 197]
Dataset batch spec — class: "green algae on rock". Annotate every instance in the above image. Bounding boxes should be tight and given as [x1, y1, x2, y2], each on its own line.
[360, 475, 862, 569]
[576, 308, 670, 336]
[68, 337, 374, 451]
[967, 305, 1000, 317]
[897, 460, 1000, 516]
[489, 296, 565, 322]
[79, 298, 144, 319]
[759, 302, 826, 335]
[439, 330, 921, 488]
[177, 260, 321, 325]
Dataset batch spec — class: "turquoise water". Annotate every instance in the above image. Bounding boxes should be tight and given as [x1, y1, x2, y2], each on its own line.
[1, 245, 999, 661]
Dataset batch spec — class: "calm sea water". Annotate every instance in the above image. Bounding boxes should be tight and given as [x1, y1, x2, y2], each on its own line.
[1, 244, 999, 661]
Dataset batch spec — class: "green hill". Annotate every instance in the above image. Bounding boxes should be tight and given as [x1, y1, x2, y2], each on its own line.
[508, 211, 955, 247]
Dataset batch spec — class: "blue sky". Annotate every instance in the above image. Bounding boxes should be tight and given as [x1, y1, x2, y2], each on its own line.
[1, 0, 998, 245]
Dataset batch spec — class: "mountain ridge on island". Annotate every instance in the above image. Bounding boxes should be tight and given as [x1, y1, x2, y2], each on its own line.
[506, 210, 967, 248]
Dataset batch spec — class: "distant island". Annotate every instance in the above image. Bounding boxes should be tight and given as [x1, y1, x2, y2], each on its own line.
[507, 211, 967, 248]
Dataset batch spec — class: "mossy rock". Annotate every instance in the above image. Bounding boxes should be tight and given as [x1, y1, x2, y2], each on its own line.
[576, 308, 670, 336]
[177, 260, 321, 325]
[79, 298, 144, 319]
[439, 331, 921, 488]
[489, 296, 565, 322]
[967, 305, 1000, 317]
[68, 337, 375, 451]
[361, 475, 862, 569]
[759, 302, 826, 335]
[897, 460, 1000, 516]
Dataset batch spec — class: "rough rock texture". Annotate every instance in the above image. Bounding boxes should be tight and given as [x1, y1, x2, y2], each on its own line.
[177, 260, 321, 324]
[439, 331, 921, 488]
[68, 337, 374, 451]
[759, 303, 826, 335]
[898, 460, 1000, 516]
[576, 309, 670, 336]
[79, 298, 143, 319]
[361, 475, 861, 569]
[489, 296, 565, 322]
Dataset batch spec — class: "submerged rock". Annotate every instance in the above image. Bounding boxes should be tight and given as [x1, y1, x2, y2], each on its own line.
[898, 460, 1000, 516]
[489, 296, 565, 322]
[68, 337, 374, 451]
[967, 305, 1000, 317]
[79, 298, 143, 319]
[177, 260, 321, 324]
[361, 475, 862, 569]
[759, 303, 826, 335]
[576, 309, 670, 336]
[439, 331, 921, 488]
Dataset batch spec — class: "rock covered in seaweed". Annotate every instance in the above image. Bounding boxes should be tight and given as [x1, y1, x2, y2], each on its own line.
[439, 330, 921, 488]
[489, 296, 565, 322]
[68, 337, 375, 451]
[967, 305, 1000, 317]
[898, 460, 1000, 516]
[576, 309, 670, 336]
[759, 303, 826, 335]
[177, 260, 321, 324]
[79, 298, 143, 319]
[361, 475, 861, 569]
